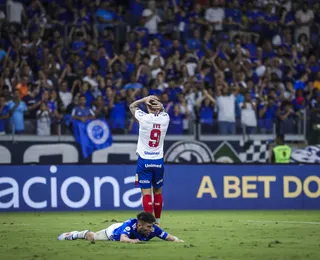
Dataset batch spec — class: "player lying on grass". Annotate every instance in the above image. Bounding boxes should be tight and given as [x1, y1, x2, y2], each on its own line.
[57, 211, 184, 244]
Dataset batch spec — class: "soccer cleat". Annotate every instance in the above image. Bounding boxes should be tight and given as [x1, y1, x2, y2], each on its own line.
[57, 231, 78, 241]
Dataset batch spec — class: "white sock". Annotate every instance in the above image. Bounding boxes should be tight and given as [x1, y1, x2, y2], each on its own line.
[155, 218, 160, 225]
[76, 230, 89, 239]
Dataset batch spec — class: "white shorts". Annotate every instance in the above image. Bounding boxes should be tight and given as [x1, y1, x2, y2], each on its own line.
[104, 223, 123, 241]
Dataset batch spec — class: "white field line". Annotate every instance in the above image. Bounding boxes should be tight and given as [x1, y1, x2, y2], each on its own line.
[248, 220, 320, 225]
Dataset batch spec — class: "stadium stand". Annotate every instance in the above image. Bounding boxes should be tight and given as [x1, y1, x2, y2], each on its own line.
[0, 0, 319, 140]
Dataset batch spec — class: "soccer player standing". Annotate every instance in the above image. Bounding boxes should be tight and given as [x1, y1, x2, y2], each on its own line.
[129, 95, 170, 226]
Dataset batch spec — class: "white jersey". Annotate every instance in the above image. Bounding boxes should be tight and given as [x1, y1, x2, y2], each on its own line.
[134, 110, 170, 160]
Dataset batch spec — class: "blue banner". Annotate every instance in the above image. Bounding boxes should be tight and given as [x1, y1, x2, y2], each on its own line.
[0, 165, 319, 211]
[73, 119, 112, 158]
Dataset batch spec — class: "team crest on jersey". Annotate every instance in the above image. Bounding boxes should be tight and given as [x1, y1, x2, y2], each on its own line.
[124, 227, 131, 232]
[137, 110, 145, 117]
[165, 141, 213, 163]
[86, 120, 110, 145]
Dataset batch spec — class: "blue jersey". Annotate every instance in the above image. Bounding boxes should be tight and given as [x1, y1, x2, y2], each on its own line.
[112, 218, 168, 241]
[72, 106, 95, 117]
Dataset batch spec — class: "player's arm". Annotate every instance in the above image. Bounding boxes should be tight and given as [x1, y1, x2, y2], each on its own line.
[119, 224, 141, 244]
[154, 225, 184, 242]
[129, 97, 148, 116]
[119, 234, 141, 244]
[165, 234, 184, 242]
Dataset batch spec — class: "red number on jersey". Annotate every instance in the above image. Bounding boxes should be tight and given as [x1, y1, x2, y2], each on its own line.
[149, 129, 161, 147]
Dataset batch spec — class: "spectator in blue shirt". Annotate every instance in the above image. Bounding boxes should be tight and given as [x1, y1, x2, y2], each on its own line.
[99, 28, 114, 58]
[294, 72, 308, 90]
[109, 91, 127, 134]
[124, 75, 143, 90]
[0, 44, 7, 62]
[71, 95, 95, 123]
[263, 4, 280, 38]
[93, 96, 108, 119]
[277, 100, 296, 134]
[71, 30, 86, 58]
[167, 104, 184, 135]
[7, 89, 28, 134]
[41, 90, 61, 121]
[76, 6, 91, 27]
[196, 64, 212, 85]
[76, 82, 94, 107]
[96, 2, 116, 25]
[280, 7, 295, 28]
[186, 28, 201, 51]
[225, 0, 243, 30]
[246, 1, 264, 33]
[197, 89, 216, 134]
[258, 96, 278, 134]
[129, 0, 144, 26]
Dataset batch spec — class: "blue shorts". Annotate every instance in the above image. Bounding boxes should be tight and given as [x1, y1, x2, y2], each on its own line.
[136, 157, 164, 189]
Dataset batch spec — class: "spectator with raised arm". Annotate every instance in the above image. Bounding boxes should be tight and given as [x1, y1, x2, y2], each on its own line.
[216, 83, 238, 135]
[239, 91, 257, 134]
[0, 0, 318, 138]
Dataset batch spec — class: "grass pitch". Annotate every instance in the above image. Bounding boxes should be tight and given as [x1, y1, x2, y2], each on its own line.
[1, 211, 320, 260]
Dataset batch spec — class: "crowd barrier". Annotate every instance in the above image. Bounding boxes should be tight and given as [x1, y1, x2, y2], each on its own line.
[0, 165, 319, 211]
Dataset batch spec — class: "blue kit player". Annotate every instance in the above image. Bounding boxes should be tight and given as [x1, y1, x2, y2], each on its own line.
[129, 95, 170, 225]
[57, 212, 184, 243]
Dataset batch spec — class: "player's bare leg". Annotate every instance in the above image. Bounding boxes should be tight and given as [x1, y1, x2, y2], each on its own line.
[153, 187, 163, 226]
[141, 188, 153, 213]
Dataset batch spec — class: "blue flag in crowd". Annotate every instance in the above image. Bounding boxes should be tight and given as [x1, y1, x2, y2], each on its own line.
[73, 119, 113, 159]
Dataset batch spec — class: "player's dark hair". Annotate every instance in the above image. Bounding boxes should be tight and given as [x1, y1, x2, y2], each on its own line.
[137, 212, 156, 224]
[149, 99, 157, 106]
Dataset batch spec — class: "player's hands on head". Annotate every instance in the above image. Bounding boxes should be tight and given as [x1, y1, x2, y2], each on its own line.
[150, 100, 163, 111]
[145, 95, 162, 111]
[145, 95, 160, 104]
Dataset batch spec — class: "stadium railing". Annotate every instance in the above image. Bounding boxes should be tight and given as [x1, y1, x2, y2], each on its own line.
[0, 111, 307, 143]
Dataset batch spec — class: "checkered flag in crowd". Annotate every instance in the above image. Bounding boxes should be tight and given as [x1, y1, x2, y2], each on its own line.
[239, 140, 269, 163]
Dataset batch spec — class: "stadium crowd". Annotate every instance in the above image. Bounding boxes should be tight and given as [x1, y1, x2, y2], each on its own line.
[0, 0, 319, 136]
